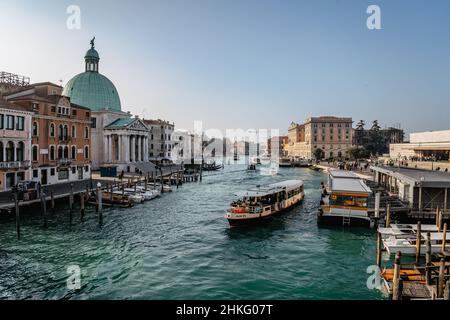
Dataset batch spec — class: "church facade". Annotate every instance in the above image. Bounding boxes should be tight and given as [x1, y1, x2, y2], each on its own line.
[62, 39, 150, 172]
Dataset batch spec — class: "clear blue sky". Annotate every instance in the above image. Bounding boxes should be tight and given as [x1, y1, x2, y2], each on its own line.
[1, 0, 449, 135]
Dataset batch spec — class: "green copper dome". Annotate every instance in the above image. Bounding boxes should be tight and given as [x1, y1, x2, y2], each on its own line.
[62, 72, 122, 112]
[62, 38, 122, 112]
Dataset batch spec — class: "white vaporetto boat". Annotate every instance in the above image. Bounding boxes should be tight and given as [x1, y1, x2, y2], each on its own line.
[225, 180, 304, 227]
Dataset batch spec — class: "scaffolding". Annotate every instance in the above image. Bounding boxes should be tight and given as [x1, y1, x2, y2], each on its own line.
[0, 71, 30, 87]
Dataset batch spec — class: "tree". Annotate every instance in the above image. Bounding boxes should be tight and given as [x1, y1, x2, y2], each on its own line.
[348, 147, 371, 160]
[314, 148, 325, 160]
[366, 120, 385, 156]
[356, 120, 366, 131]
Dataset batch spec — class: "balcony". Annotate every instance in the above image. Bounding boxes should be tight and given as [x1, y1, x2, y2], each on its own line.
[0, 160, 31, 170]
[57, 158, 72, 166]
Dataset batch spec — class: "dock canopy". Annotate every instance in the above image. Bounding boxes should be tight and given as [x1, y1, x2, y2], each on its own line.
[370, 166, 450, 188]
[330, 178, 372, 195]
[329, 170, 360, 179]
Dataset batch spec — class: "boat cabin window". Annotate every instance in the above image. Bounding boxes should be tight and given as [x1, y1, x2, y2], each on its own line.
[330, 194, 368, 208]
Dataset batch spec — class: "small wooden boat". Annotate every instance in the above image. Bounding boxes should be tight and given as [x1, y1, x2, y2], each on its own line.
[226, 180, 304, 227]
[89, 192, 134, 208]
[247, 164, 258, 172]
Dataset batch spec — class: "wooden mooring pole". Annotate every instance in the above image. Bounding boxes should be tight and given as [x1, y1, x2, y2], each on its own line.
[385, 204, 391, 228]
[415, 221, 422, 265]
[376, 231, 382, 268]
[438, 258, 446, 298]
[442, 223, 448, 254]
[41, 193, 47, 229]
[80, 193, 85, 222]
[14, 193, 20, 240]
[392, 251, 402, 300]
[51, 191, 55, 214]
[97, 187, 103, 224]
[426, 232, 432, 286]
[69, 183, 74, 212]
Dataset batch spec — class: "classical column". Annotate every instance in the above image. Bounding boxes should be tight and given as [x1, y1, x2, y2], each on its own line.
[125, 135, 130, 163]
[118, 135, 123, 163]
[130, 135, 135, 162]
[103, 135, 109, 164]
[144, 137, 149, 162]
[137, 136, 142, 162]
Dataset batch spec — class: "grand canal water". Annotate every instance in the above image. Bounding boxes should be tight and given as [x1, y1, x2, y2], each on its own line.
[0, 165, 384, 300]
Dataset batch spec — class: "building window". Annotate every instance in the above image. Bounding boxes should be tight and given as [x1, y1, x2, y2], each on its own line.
[6, 142, 15, 162]
[84, 127, 89, 139]
[71, 146, 76, 159]
[50, 168, 56, 176]
[72, 167, 76, 174]
[51, 106, 56, 113]
[58, 146, 63, 159]
[33, 169, 38, 178]
[32, 122, 38, 136]
[72, 125, 76, 138]
[6, 115, 15, 130]
[0, 114, 4, 129]
[16, 117, 25, 131]
[16, 142, 24, 161]
[86, 112, 90, 119]
[63, 125, 68, 140]
[32, 145, 38, 161]
[50, 123, 55, 137]
[84, 146, 89, 159]
[64, 146, 69, 159]
[91, 117, 97, 129]
[85, 166, 89, 172]
[72, 109, 77, 116]
[50, 146, 55, 161]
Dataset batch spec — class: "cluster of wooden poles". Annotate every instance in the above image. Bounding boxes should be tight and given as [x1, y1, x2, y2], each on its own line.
[376, 217, 450, 300]
[11, 172, 187, 241]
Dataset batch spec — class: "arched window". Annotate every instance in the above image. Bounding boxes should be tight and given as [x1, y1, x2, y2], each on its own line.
[64, 146, 69, 159]
[84, 127, 89, 139]
[71, 146, 76, 160]
[0, 142, 3, 162]
[32, 122, 38, 136]
[50, 123, 55, 137]
[16, 142, 24, 161]
[50, 146, 55, 161]
[32, 145, 38, 162]
[84, 146, 89, 159]
[58, 125, 64, 140]
[6, 142, 15, 162]
[58, 146, 63, 159]
[63, 125, 68, 140]
[72, 125, 76, 138]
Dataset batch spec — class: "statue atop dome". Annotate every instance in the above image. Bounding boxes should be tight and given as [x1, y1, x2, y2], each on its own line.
[90, 37, 96, 49]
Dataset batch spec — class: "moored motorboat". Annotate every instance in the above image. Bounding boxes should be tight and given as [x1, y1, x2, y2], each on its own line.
[225, 180, 304, 226]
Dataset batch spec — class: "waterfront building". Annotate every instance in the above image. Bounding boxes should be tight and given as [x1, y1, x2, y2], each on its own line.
[286, 116, 353, 160]
[390, 130, 450, 162]
[4, 82, 92, 185]
[143, 119, 175, 162]
[61, 39, 150, 172]
[267, 136, 288, 157]
[0, 98, 33, 191]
